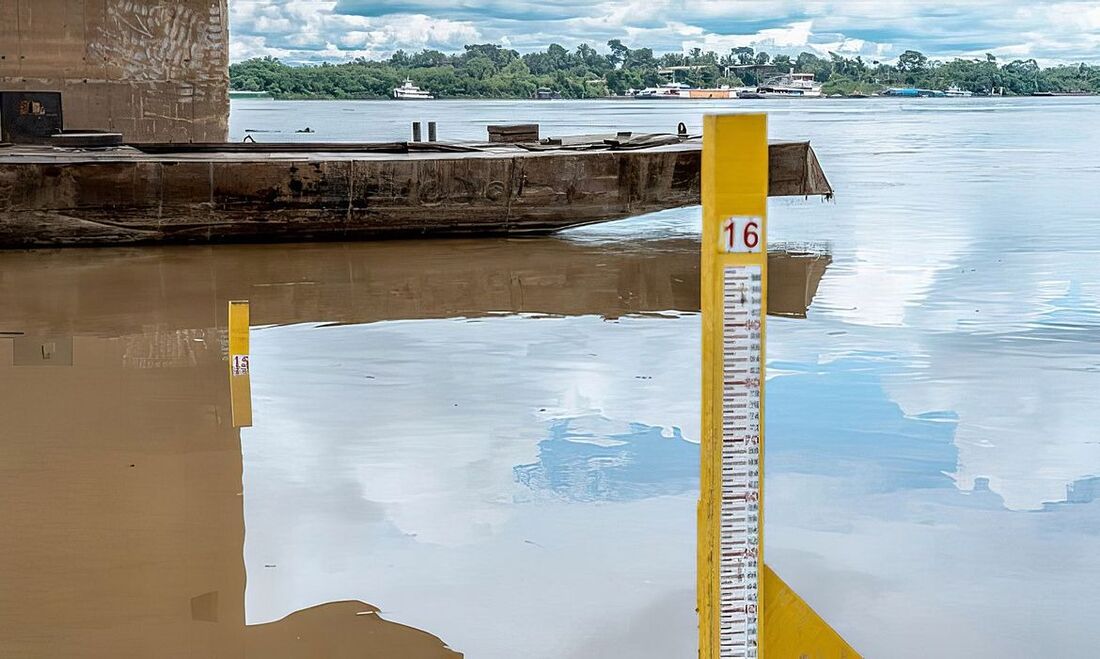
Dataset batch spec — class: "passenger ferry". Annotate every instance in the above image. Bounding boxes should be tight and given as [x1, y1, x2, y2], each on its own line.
[749, 70, 824, 98]
[761, 72, 822, 98]
[944, 85, 973, 97]
[393, 78, 434, 100]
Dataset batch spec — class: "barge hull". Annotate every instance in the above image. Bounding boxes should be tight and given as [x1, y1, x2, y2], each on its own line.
[0, 141, 831, 247]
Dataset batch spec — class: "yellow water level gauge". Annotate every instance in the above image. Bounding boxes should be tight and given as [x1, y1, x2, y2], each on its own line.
[698, 113, 859, 659]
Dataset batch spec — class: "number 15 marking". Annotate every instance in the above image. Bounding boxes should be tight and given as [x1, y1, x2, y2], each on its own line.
[721, 216, 762, 253]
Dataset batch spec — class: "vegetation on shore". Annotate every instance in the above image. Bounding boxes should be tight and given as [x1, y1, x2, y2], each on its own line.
[230, 42, 1100, 99]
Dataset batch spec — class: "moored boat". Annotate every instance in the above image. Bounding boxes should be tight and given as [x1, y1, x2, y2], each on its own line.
[393, 78, 434, 100]
[633, 82, 693, 99]
[533, 87, 561, 100]
[736, 70, 823, 99]
[882, 87, 945, 98]
[751, 86, 810, 98]
[686, 87, 738, 99]
[754, 70, 823, 98]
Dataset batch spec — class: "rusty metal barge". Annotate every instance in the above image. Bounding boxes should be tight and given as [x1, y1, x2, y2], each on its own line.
[0, 135, 831, 247]
[0, 1, 834, 248]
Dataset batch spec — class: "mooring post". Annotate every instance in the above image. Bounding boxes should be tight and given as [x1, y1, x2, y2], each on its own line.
[412, 122, 422, 142]
[428, 121, 437, 142]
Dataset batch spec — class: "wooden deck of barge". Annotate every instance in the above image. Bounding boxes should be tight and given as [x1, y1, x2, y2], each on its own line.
[0, 135, 831, 247]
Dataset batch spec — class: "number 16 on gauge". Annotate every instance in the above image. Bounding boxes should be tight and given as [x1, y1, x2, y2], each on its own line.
[721, 216, 763, 254]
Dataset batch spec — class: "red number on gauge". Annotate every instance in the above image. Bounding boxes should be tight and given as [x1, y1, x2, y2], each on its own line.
[722, 216, 762, 252]
[743, 221, 759, 249]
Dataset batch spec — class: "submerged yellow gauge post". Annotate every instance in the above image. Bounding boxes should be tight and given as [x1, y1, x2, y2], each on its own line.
[228, 300, 253, 428]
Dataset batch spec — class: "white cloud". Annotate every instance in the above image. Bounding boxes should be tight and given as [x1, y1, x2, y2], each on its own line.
[680, 20, 890, 60]
[684, 20, 815, 52]
[228, 0, 1100, 63]
[231, 0, 482, 62]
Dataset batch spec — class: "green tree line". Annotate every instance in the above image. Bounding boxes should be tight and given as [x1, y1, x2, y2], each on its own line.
[230, 42, 1100, 99]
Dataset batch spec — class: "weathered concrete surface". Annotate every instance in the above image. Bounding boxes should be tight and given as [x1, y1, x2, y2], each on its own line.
[0, 140, 832, 247]
[0, 0, 229, 142]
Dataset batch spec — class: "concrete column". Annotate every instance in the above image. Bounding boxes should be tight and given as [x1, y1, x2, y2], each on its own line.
[0, 0, 230, 143]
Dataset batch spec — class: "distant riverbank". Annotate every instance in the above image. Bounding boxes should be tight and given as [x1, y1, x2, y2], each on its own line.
[231, 43, 1100, 101]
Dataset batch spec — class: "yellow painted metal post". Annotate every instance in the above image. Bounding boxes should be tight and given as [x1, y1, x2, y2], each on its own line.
[699, 114, 859, 658]
[761, 565, 860, 657]
[699, 113, 769, 659]
[228, 300, 253, 428]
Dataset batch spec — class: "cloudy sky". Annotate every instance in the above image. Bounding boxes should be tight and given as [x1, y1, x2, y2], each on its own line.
[229, 1, 1100, 65]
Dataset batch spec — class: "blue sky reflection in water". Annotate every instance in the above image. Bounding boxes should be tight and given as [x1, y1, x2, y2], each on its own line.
[514, 417, 696, 503]
[236, 97, 1100, 658]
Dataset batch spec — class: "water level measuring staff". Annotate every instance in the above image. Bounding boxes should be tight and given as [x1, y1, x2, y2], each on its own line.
[698, 113, 859, 658]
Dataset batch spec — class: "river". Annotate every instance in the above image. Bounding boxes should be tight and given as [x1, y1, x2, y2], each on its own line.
[2, 97, 1099, 658]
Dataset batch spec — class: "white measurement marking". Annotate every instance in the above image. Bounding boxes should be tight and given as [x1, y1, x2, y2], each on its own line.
[720, 265, 763, 658]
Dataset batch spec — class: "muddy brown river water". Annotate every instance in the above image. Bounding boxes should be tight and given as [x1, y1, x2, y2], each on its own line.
[2, 97, 1100, 658]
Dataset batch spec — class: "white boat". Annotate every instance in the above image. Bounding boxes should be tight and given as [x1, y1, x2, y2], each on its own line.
[634, 82, 693, 99]
[944, 85, 973, 98]
[635, 83, 756, 100]
[749, 70, 823, 98]
[393, 78, 434, 100]
[750, 86, 809, 98]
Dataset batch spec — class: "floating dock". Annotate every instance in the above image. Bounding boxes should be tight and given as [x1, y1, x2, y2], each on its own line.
[0, 136, 831, 247]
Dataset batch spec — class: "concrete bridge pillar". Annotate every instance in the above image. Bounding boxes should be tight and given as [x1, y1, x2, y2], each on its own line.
[0, 0, 229, 142]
